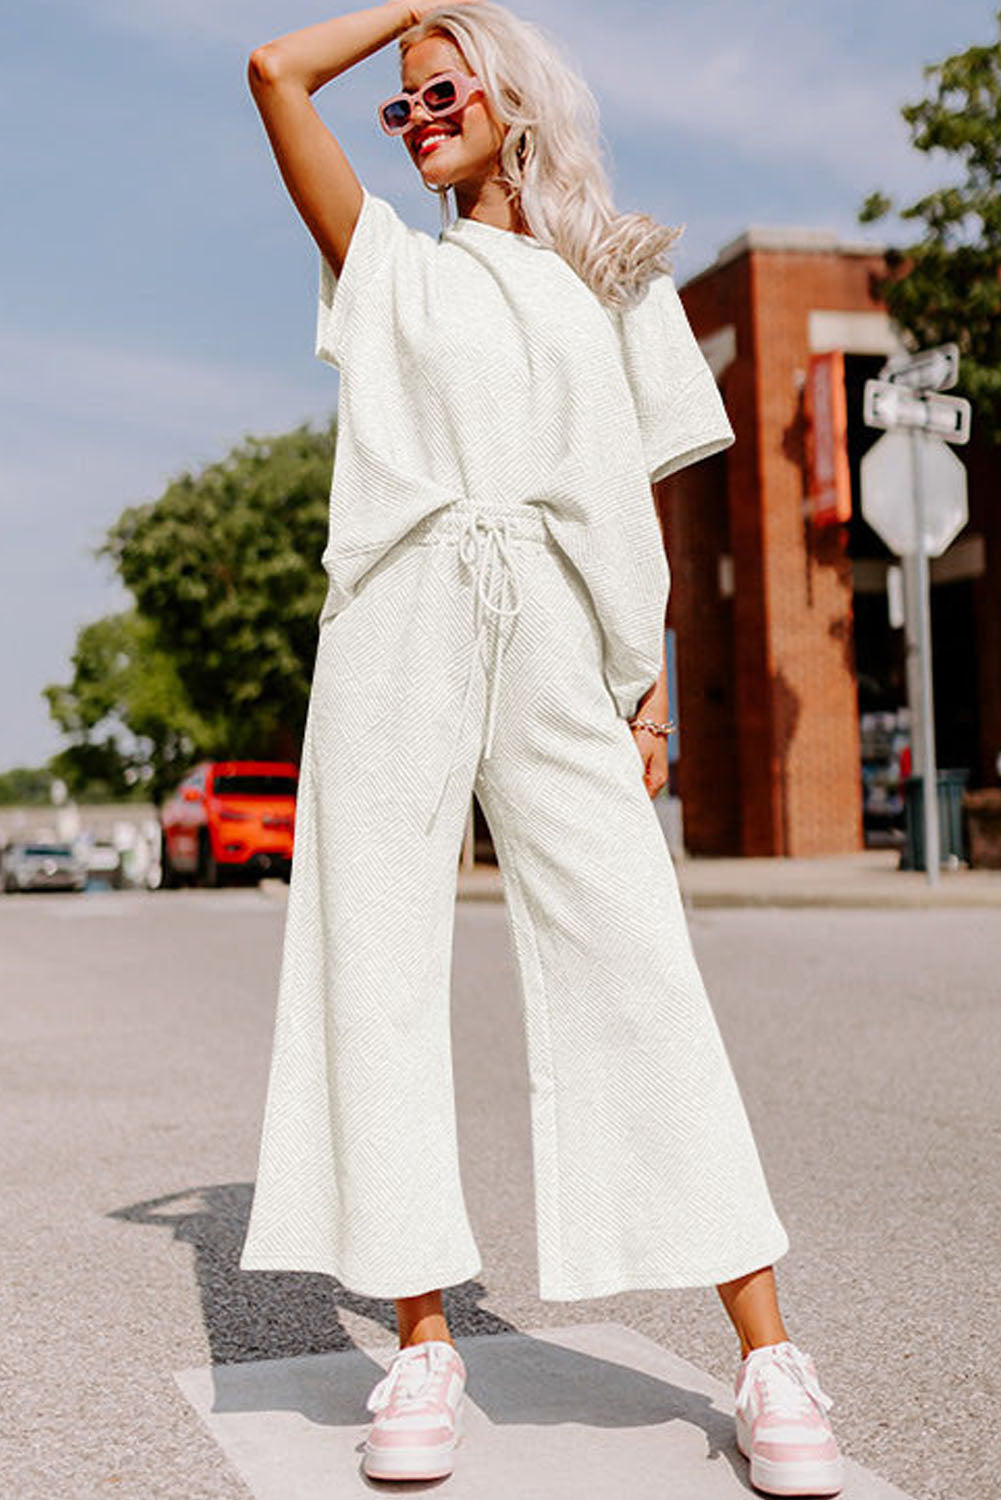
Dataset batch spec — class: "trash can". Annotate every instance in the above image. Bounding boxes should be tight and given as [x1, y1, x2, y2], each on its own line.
[900, 769, 970, 871]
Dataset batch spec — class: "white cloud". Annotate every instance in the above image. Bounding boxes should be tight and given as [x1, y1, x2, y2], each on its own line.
[533, 0, 946, 194]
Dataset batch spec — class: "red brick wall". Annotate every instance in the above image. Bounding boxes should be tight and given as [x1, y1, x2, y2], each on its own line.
[664, 246, 889, 854]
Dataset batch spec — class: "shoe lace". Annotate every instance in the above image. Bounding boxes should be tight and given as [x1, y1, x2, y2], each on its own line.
[366, 1342, 453, 1414]
[736, 1343, 834, 1424]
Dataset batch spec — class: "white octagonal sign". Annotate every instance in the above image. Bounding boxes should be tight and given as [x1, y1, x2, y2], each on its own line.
[861, 430, 968, 557]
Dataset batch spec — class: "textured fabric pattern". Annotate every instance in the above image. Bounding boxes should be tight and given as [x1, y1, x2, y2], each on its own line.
[311, 187, 735, 719]
[239, 502, 790, 1300]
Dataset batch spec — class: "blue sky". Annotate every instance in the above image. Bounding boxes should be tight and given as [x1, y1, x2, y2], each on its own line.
[2, 0, 995, 770]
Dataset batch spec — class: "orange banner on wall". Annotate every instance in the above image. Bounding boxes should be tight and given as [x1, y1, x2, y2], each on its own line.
[805, 350, 852, 526]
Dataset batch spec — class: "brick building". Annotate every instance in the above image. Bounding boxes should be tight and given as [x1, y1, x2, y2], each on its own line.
[657, 227, 1000, 857]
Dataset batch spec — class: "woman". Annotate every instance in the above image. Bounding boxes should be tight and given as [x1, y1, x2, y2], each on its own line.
[238, 3, 844, 1493]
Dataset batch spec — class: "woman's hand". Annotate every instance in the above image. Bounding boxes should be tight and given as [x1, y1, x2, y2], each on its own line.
[632, 724, 669, 800]
[402, 0, 486, 22]
[630, 651, 670, 800]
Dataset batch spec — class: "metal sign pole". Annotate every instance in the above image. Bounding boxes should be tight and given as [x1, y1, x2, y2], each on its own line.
[909, 428, 941, 885]
[900, 555, 923, 774]
[862, 342, 971, 883]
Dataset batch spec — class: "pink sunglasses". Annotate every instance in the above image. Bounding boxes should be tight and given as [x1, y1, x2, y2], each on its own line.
[377, 69, 484, 135]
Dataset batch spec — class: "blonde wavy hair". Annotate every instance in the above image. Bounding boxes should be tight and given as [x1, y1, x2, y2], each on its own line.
[396, 2, 683, 309]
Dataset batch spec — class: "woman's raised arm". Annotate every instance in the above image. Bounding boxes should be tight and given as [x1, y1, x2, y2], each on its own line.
[247, 3, 418, 276]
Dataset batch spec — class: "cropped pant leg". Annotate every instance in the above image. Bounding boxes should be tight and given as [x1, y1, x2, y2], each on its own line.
[472, 528, 790, 1301]
[239, 520, 490, 1298]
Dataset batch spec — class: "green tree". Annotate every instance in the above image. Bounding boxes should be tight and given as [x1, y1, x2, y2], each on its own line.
[0, 766, 56, 806]
[100, 419, 335, 763]
[43, 611, 216, 803]
[859, 10, 1001, 442]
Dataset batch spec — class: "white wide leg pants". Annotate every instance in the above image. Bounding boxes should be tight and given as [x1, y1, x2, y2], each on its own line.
[238, 501, 790, 1301]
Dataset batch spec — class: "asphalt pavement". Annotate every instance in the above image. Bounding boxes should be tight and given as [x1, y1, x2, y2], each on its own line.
[2, 880, 997, 1498]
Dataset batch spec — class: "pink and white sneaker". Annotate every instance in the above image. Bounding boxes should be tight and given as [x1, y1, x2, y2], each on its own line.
[361, 1339, 467, 1481]
[734, 1340, 844, 1496]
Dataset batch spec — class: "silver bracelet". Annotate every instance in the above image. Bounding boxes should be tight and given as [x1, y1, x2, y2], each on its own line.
[628, 716, 676, 737]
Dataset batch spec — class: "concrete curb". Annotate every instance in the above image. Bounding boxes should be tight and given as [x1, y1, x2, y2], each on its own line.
[457, 852, 1001, 911]
[682, 888, 1001, 910]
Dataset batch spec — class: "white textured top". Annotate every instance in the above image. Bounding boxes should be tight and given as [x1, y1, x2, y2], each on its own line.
[314, 186, 735, 717]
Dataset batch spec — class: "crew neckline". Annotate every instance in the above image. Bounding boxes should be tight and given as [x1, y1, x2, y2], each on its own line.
[444, 215, 540, 246]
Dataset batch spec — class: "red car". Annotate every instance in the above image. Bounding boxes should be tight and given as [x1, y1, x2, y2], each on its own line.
[159, 759, 298, 887]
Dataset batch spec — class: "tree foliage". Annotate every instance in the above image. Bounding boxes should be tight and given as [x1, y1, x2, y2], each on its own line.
[101, 420, 334, 760]
[0, 766, 56, 807]
[45, 418, 336, 798]
[859, 10, 1001, 442]
[43, 610, 216, 803]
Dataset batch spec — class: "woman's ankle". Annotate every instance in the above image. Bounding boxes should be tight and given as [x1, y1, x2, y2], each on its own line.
[394, 1292, 453, 1349]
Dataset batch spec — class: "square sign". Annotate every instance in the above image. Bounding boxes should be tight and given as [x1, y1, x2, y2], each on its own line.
[864, 380, 971, 443]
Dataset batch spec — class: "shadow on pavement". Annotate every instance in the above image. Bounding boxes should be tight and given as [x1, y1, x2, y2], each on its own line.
[109, 1181, 742, 1479]
[108, 1180, 518, 1364]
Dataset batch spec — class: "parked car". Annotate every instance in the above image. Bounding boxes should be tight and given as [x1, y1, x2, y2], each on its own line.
[159, 760, 298, 888]
[2, 841, 88, 894]
[78, 837, 125, 889]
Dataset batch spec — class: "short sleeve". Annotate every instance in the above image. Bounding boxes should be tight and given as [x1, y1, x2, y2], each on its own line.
[614, 271, 735, 484]
[315, 186, 414, 371]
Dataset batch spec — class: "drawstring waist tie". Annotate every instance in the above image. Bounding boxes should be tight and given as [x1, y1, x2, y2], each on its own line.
[415, 504, 548, 834]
